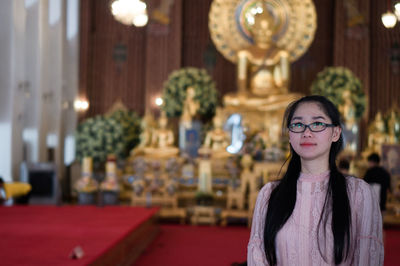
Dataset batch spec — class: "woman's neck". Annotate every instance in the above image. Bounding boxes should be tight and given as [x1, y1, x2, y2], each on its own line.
[300, 159, 329, 175]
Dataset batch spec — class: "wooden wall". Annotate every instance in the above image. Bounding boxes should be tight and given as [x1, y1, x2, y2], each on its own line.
[79, 0, 400, 127]
[79, 0, 148, 118]
[291, 0, 334, 95]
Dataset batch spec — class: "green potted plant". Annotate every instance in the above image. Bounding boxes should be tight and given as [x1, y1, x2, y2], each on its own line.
[108, 110, 142, 159]
[311, 67, 366, 152]
[75, 110, 141, 167]
[310, 66, 366, 121]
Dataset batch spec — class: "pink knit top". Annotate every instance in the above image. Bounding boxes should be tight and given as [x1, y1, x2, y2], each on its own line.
[248, 171, 384, 266]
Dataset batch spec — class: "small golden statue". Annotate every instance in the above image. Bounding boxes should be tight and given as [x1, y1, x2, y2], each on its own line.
[180, 86, 199, 128]
[388, 110, 400, 144]
[140, 113, 156, 147]
[339, 90, 358, 152]
[339, 90, 357, 129]
[367, 112, 388, 154]
[199, 108, 231, 158]
[144, 111, 179, 157]
[131, 112, 156, 156]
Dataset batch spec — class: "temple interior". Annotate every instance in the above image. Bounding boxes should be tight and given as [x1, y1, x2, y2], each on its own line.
[1, 0, 400, 265]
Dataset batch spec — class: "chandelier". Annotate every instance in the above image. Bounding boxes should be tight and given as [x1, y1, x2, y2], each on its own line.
[111, 0, 148, 27]
[382, 1, 400, 28]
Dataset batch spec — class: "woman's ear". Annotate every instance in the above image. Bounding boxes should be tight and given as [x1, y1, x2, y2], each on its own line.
[332, 127, 341, 142]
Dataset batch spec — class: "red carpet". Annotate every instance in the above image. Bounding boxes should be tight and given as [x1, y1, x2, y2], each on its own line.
[385, 229, 400, 266]
[135, 224, 250, 266]
[135, 225, 400, 266]
[0, 206, 158, 265]
[1, 206, 398, 265]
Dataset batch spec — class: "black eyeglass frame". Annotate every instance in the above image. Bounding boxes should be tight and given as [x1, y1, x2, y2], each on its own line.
[288, 122, 336, 133]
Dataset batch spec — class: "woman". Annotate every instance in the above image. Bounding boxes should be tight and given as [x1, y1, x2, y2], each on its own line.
[248, 95, 383, 265]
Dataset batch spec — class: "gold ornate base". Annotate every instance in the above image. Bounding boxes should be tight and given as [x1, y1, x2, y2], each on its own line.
[222, 92, 302, 134]
[143, 147, 179, 158]
[220, 209, 251, 227]
[191, 206, 217, 225]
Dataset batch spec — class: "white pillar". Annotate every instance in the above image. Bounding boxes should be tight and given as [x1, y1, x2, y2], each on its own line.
[0, 0, 27, 182]
[11, 0, 27, 182]
[0, 1, 15, 182]
[0, 0, 79, 182]
[23, 0, 42, 164]
[63, 0, 80, 166]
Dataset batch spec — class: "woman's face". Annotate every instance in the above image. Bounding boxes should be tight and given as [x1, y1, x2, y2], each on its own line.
[289, 102, 341, 163]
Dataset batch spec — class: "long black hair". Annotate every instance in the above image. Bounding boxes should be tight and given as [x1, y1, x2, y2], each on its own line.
[263, 95, 351, 265]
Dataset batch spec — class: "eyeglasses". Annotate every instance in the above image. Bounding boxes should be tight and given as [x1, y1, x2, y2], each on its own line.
[288, 122, 335, 133]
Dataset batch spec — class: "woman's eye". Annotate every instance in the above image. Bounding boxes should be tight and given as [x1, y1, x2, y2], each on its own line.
[312, 122, 324, 126]
[294, 123, 303, 127]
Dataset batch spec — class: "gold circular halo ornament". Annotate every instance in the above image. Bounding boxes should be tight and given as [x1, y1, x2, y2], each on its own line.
[209, 0, 317, 63]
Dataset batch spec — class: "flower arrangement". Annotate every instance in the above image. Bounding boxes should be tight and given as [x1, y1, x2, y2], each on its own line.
[75, 110, 141, 164]
[161, 67, 218, 120]
[109, 110, 142, 158]
[310, 66, 366, 121]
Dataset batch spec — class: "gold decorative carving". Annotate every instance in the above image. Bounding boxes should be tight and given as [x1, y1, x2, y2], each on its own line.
[209, 0, 317, 64]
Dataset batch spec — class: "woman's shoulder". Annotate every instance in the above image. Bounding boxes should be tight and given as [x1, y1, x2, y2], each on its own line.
[259, 180, 280, 195]
[254, 181, 280, 204]
[346, 175, 368, 186]
[345, 175, 382, 228]
[345, 175, 375, 198]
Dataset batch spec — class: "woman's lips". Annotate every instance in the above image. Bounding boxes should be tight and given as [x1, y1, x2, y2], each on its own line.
[300, 142, 316, 146]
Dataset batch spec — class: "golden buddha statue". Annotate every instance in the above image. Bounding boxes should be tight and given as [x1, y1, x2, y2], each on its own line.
[199, 108, 231, 158]
[388, 110, 400, 144]
[144, 111, 179, 157]
[367, 112, 388, 154]
[339, 90, 358, 152]
[131, 113, 156, 156]
[339, 90, 356, 129]
[223, 7, 294, 109]
[209, 0, 316, 134]
[180, 86, 199, 128]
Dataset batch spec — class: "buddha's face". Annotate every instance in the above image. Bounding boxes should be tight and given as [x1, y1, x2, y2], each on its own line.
[141, 119, 147, 129]
[391, 111, 396, 120]
[376, 112, 383, 122]
[214, 116, 223, 129]
[250, 9, 275, 47]
[159, 117, 167, 128]
[187, 87, 195, 99]
[375, 113, 385, 131]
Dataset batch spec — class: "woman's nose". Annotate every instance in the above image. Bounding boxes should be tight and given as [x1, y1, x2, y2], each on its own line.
[302, 127, 313, 137]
